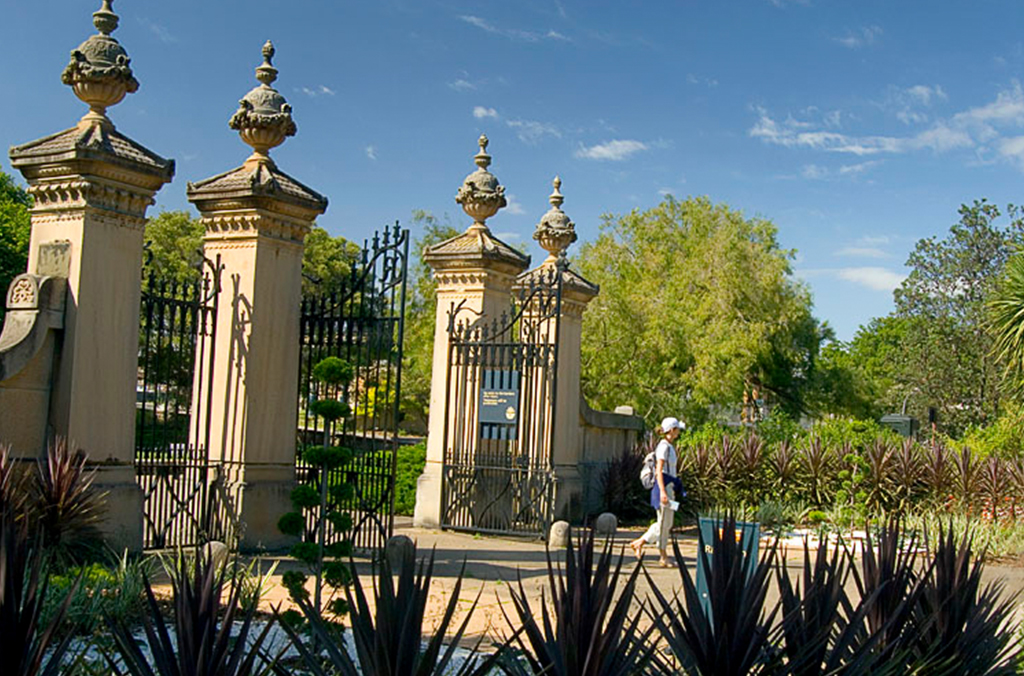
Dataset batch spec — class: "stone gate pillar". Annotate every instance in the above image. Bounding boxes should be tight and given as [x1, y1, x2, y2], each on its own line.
[6, 0, 175, 551]
[413, 136, 530, 528]
[517, 178, 598, 520]
[187, 42, 327, 551]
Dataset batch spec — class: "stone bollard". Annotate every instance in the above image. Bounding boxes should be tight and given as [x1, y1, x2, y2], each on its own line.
[595, 512, 618, 537]
[385, 535, 416, 573]
[202, 540, 230, 571]
[548, 520, 570, 548]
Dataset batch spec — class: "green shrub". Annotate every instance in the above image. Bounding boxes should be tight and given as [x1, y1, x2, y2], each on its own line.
[393, 441, 426, 516]
[42, 552, 149, 638]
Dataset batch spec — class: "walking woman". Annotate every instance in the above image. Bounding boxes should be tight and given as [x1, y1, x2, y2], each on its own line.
[630, 417, 685, 567]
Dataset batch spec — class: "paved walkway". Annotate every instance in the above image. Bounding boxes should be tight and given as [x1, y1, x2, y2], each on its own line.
[245, 517, 1024, 647]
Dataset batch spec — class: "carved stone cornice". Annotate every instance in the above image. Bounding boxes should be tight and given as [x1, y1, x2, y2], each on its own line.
[198, 211, 312, 247]
[433, 269, 520, 290]
[25, 176, 157, 221]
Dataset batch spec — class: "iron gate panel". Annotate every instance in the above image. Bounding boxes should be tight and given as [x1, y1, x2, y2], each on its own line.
[134, 255, 221, 549]
[441, 267, 562, 536]
[296, 224, 409, 552]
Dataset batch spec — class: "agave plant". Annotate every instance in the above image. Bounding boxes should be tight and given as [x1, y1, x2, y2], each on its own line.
[736, 434, 766, 504]
[980, 457, 1010, 522]
[775, 535, 897, 675]
[280, 543, 503, 676]
[106, 546, 277, 676]
[850, 520, 928, 664]
[953, 446, 982, 512]
[922, 442, 952, 508]
[0, 509, 80, 676]
[770, 441, 798, 502]
[0, 445, 29, 522]
[713, 437, 738, 495]
[798, 437, 834, 508]
[862, 440, 896, 514]
[34, 438, 105, 563]
[682, 443, 716, 510]
[891, 439, 924, 512]
[501, 527, 660, 676]
[647, 515, 778, 676]
[911, 525, 1023, 674]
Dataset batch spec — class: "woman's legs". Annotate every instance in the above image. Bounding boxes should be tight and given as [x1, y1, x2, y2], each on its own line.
[656, 485, 675, 565]
[631, 485, 675, 561]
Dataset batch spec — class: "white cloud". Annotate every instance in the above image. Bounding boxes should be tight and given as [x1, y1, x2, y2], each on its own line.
[504, 194, 526, 215]
[473, 106, 498, 119]
[365, 146, 377, 161]
[298, 85, 336, 98]
[575, 139, 649, 161]
[835, 247, 890, 258]
[137, 17, 176, 44]
[448, 79, 476, 92]
[839, 160, 881, 174]
[835, 25, 883, 49]
[837, 267, 906, 291]
[506, 119, 561, 144]
[458, 15, 570, 42]
[495, 231, 522, 241]
[860, 235, 891, 245]
[801, 164, 829, 180]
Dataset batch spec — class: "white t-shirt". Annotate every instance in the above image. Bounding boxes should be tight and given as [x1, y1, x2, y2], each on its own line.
[655, 439, 678, 478]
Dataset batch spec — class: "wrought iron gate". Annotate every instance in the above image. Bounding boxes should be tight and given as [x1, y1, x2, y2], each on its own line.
[296, 224, 409, 552]
[441, 267, 562, 536]
[134, 254, 221, 549]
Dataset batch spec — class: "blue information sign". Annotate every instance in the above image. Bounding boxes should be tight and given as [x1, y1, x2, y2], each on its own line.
[479, 370, 520, 440]
[695, 517, 761, 619]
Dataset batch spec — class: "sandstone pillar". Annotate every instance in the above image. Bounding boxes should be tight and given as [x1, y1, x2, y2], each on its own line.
[187, 42, 327, 551]
[413, 136, 530, 528]
[517, 178, 598, 521]
[7, 0, 174, 551]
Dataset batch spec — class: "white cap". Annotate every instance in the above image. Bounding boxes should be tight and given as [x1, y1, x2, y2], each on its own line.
[661, 417, 685, 432]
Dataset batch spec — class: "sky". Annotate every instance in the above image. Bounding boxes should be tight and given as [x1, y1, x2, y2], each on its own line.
[6, 1, 1024, 340]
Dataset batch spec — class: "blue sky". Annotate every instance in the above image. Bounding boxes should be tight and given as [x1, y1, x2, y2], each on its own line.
[6, 1, 1024, 340]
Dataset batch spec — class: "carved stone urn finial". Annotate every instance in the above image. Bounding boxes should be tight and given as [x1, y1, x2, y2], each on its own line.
[534, 175, 578, 266]
[61, 0, 139, 129]
[456, 134, 507, 231]
[229, 40, 297, 166]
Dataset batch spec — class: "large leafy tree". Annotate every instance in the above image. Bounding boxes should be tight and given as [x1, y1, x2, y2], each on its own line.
[399, 210, 460, 432]
[143, 211, 205, 284]
[575, 195, 823, 423]
[0, 170, 32, 325]
[301, 226, 360, 295]
[890, 200, 1024, 436]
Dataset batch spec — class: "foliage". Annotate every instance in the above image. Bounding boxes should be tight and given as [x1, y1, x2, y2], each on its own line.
[393, 441, 426, 516]
[106, 547, 277, 676]
[278, 543, 503, 676]
[599, 441, 652, 523]
[41, 552, 149, 639]
[301, 226, 361, 295]
[575, 195, 825, 423]
[0, 169, 32, 326]
[501, 527, 659, 676]
[34, 438, 106, 564]
[647, 515, 778, 676]
[279, 356, 355, 622]
[0, 482, 80, 676]
[143, 211, 205, 284]
[399, 211, 461, 432]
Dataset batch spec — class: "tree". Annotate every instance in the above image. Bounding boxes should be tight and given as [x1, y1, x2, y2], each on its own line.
[989, 251, 1024, 401]
[301, 226, 360, 296]
[575, 195, 823, 423]
[399, 210, 460, 432]
[890, 199, 1024, 436]
[143, 210, 205, 284]
[0, 170, 32, 325]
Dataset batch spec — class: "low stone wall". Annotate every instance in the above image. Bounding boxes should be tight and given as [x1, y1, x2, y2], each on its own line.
[575, 400, 646, 517]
